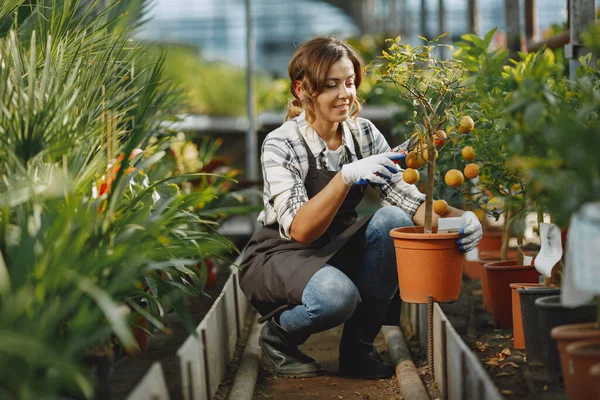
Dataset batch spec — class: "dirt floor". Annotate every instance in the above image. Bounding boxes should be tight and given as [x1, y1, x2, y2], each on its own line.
[439, 276, 567, 400]
[110, 263, 570, 400]
[214, 315, 442, 400]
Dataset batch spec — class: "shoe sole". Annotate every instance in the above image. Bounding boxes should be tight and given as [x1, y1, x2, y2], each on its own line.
[259, 342, 320, 378]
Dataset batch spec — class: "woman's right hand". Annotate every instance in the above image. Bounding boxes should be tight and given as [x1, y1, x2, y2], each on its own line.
[341, 153, 403, 186]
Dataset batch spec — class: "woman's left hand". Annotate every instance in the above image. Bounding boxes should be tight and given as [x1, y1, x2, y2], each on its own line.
[456, 211, 483, 253]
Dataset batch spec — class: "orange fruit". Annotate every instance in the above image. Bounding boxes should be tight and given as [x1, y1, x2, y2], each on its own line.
[461, 146, 476, 161]
[423, 147, 438, 161]
[458, 116, 475, 134]
[434, 130, 447, 146]
[473, 209, 486, 222]
[406, 151, 425, 169]
[433, 199, 449, 215]
[445, 169, 465, 188]
[464, 163, 480, 179]
[403, 168, 420, 184]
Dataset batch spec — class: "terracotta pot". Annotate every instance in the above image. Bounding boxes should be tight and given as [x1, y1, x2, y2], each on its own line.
[132, 312, 149, 352]
[551, 323, 600, 398]
[463, 232, 503, 281]
[463, 258, 482, 280]
[478, 250, 536, 312]
[483, 260, 540, 328]
[565, 338, 600, 400]
[478, 231, 503, 252]
[390, 226, 463, 303]
[510, 283, 550, 349]
[590, 363, 600, 398]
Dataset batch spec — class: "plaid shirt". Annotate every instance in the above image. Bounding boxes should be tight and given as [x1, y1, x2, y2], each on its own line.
[258, 112, 425, 239]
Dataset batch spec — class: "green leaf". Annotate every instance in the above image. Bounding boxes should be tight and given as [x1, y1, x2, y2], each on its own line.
[483, 27, 499, 47]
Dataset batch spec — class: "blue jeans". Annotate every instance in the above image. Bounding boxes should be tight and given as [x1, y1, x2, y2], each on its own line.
[278, 206, 413, 339]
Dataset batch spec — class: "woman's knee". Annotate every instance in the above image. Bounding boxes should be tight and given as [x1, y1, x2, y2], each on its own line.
[304, 266, 361, 324]
[371, 206, 414, 233]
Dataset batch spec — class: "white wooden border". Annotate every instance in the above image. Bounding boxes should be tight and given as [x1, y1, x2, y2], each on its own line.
[127, 253, 253, 400]
[198, 273, 238, 399]
[126, 362, 170, 400]
[433, 303, 503, 400]
[177, 335, 207, 400]
[230, 262, 249, 337]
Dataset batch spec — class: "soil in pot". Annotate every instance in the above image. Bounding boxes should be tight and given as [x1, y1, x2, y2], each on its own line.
[535, 295, 597, 384]
[565, 338, 600, 400]
[390, 226, 463, 303]
[517, 287, 561, 367]
[483, 260, 540, 328]
[551, 322, 600, 400]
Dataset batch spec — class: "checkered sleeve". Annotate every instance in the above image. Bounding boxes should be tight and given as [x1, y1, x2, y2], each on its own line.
[361, 119, 425, 218]
[261, 135, 308, 240]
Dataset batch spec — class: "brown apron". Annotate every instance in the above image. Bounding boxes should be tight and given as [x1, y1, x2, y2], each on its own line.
[239, 124, 372, 322]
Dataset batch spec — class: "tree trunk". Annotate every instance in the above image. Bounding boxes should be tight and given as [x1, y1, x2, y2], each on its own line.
[424, 132, 435, 233]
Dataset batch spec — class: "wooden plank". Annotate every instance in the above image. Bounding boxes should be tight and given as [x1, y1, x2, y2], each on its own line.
[409, 302, 419, 337]
[223, 274, 237, 361]
[445, 324, 462, 400]
[126, 362, 170, 400]
[418, 303, 428, 355]
[198, 273, 237, 399]
[177, 336, 207, 400]
[230, 260, 249, 333]
[440, 306, 504, 400]
[433, 304, 446, 399]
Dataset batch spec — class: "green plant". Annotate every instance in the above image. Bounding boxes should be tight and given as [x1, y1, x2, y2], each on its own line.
[452, 28, 550, 264]
[372, 34, 474, 232]
[0, 1, 256, 398]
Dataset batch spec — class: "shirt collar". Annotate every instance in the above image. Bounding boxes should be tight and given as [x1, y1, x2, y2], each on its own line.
[294, 111, 357, 158]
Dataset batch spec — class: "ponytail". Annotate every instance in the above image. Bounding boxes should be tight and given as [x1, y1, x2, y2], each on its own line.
[285, 98, 303, 121]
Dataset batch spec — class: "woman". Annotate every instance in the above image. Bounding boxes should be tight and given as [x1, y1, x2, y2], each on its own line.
[239, 37, 482, 379]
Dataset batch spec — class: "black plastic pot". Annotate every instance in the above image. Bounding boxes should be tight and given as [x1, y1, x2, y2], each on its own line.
[535, 294, 597, 384]
[517, 287, 561, 366]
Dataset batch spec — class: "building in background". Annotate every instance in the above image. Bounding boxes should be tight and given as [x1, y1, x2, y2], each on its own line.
[137, 0, 359, 77]
[137, 0, 572, 77]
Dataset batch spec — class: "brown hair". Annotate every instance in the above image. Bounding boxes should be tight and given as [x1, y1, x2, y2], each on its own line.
[285, 37, 364, 123]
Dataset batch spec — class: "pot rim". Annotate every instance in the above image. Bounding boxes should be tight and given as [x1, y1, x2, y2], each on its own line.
[479, 249, 537, 261]
[390, 226, 460, 240]
[535, 294, 595, 309]
[516, 287, 560, 295]
[551, 322, 600, 341]
[566, 338, 600, 357]
[483, 259, 537, 270]
[509, 282, 550, 290]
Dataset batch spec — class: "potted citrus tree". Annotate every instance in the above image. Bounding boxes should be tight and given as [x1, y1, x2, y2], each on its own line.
[372, 34, 474, 303]
[506, 27, 600, 394]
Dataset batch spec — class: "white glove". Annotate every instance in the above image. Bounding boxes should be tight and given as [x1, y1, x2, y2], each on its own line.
[457, 211, 483, 253]
[341, 152, 402, 186]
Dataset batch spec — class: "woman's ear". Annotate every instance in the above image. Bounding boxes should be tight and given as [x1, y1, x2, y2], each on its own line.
[293, 80, 304, 100]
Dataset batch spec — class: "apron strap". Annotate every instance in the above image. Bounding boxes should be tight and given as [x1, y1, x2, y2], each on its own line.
[294, 120, 364, 168]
